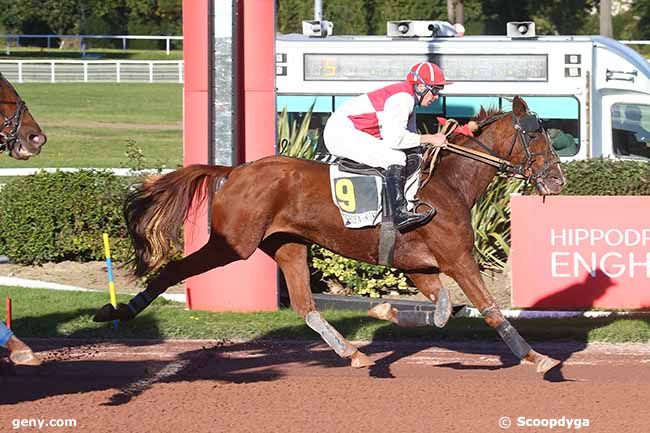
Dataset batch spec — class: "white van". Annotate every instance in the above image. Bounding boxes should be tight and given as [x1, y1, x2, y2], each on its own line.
[276, 24, 650, 161]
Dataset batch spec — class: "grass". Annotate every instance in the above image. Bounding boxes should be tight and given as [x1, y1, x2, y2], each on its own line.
[0, 47, 183, 61]
[2, 286, 649, 343]
[0, 83, 182, 169]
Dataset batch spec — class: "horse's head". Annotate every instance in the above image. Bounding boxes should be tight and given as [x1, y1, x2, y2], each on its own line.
[507, 96, 565, 195]
[0, 73, 46, 160]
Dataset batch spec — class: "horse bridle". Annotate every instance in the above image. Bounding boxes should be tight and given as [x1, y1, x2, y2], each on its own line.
[0, 74, 26, 153]
[454, 111, 561, 182]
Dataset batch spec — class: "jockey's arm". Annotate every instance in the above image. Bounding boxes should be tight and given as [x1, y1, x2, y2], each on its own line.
[381, 93, 447, 149]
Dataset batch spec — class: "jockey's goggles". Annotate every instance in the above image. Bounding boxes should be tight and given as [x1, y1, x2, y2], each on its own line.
[426, 85, 444, 94]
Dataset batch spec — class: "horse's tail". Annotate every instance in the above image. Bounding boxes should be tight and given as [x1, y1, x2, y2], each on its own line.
[124, 164, 233, 278]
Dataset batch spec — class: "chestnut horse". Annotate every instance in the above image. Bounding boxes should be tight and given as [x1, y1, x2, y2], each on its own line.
[0, 73, 46, 159]
[95, 96, 565, 374]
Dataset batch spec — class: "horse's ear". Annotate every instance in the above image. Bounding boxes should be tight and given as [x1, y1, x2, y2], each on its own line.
[512, 96, 528, 117]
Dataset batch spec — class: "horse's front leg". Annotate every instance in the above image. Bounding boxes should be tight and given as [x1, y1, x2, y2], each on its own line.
[262, 239, 374, 368]
[447, 251, 560, 374]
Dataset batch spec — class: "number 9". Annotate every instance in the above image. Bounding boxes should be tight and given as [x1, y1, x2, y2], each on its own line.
[335, 179, 356, 212]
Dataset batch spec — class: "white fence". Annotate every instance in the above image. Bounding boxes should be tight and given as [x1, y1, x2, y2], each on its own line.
[0, 60, 184, 83]
[1, 34, 183, 55]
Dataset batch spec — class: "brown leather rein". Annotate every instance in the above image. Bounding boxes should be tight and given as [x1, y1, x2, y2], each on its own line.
[420, 113, 559, 190]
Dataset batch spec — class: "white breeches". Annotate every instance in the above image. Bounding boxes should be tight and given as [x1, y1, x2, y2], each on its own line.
[324, 114, 406, 169]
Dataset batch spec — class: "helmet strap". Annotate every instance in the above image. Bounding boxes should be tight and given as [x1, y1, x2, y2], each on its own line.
[413, 84, 431, 106]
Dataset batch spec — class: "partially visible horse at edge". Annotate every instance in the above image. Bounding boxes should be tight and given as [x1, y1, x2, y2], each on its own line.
[0, 73, 46, 159]
[95, 96, 565, 375]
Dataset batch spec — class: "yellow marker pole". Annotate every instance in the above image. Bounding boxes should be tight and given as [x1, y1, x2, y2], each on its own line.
[102, 233, 118, 330]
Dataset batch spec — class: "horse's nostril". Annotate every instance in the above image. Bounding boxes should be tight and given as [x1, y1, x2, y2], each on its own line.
[29, 133, 46, 145]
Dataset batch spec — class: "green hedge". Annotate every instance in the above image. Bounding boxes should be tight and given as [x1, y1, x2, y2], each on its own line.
[0, 170, 132, 264]
[560, 158, 650, 195]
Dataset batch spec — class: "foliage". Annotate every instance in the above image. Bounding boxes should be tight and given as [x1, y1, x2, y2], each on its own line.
[311, 248, 410, 298]
[276, 0, 617, 37]
[277, 102, 319, 159]
[0, 0, 180, 45]
[0, 170, 132, 264]
[559, 158, 650, 195]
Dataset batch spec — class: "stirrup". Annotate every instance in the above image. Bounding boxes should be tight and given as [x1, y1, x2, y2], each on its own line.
[394, 209, 434, 231]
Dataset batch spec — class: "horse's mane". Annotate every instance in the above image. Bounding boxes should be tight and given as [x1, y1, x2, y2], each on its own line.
[473, 106, 504, 123]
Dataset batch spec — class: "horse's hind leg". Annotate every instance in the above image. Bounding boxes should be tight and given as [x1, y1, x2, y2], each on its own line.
[447, 251, 560, 374]
[368, 272, 452, 328]
[94, 235, 242, 322]
[261, 239, 374, 368]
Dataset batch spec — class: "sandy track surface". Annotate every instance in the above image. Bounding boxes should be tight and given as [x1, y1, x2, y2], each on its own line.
[1, 339, 649, 433]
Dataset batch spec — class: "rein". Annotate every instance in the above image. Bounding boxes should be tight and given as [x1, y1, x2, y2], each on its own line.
[420, 111, 560, 190]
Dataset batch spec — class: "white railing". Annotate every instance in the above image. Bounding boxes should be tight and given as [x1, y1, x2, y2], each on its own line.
[0, 60, 184, 83]
[0, 34, 183, 55]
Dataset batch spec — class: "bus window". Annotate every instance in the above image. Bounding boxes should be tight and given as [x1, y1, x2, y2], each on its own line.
[277, 95, 333, 153]
[503, 96, 580, 157]
[612, 103, 650, 159]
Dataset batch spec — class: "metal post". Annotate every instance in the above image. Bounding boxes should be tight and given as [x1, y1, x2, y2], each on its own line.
[83, 62, 88, 82]
[314, 0, 322, 21]
[149, 62, 154, 83]
[116, 62, 121, 83]
[47, 36, 51, 49]
[178, 61, 183, 83]
[51, 61, 55, 83]
[17, 61, 22, 83]
[166, 38, 171, 55]
[122, 37, 127, 50]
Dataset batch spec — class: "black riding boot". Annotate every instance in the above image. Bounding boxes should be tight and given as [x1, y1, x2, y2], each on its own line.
[385, 164, 434, 231]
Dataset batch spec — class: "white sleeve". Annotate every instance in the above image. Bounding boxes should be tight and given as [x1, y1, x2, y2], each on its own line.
[381, 92, 421, 149]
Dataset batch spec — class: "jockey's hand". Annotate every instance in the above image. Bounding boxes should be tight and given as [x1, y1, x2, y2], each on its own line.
[420, 133, 447, 148]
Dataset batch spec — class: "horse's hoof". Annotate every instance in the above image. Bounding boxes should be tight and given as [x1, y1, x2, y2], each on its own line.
[368, 303, 398, 322]
[524, 350, 561, 374]
[93, 303, 134, 322]
[10, 350, 42, 366]
[93, 303, 117, 322]
[350, 350, 375, 368]
[433, 287, 452, 328]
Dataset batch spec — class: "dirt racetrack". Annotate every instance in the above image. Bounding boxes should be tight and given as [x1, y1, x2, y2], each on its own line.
[1, 339, 649, 433]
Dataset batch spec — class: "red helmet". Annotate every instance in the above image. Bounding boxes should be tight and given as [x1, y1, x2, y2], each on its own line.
[406, 62, 450, 87]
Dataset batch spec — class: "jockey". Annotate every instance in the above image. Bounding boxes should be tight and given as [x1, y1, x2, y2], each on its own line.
[0, 321, 41, 366]
[324, 62, 450, 231]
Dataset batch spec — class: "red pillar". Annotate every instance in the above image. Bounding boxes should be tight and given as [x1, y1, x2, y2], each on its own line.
[182, 0, 277, 312]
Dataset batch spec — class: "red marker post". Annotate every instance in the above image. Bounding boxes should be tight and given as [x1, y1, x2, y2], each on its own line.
[5, 297, 11, 329]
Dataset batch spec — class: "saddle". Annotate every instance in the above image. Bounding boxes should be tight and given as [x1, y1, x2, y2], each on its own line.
[337, 153, 423, 179]
[329, 153, 429, 266]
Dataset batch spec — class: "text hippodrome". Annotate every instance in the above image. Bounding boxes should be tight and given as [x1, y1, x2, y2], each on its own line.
[550, 228, 650, 278]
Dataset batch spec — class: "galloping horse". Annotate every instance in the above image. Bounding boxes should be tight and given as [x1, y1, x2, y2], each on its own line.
[0, 73, 46, 159]
[95, 96, 565, 374]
